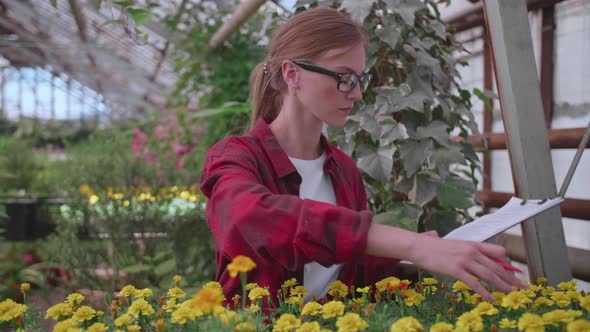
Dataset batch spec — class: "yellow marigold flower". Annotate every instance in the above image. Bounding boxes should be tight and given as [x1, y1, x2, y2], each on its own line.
[533, 296, 554, 308]
[456, 311, 483, 332]
[296, 321, 321, 332]
[167, 287, 186, 300]
[171, 302, 201, 324]
[290, 286, 309, 297]
[301, 301, 323, 316]
[536, 277, 548, 286]
[429, 322, 454, 332]
[227, 255, 257, 278]
[543, 309, 582, 326]
[281, 278, 298, 289]
[474, 302, 499, 316]
[45, 302, 74, 320]
[79, 184, 93, 196]
[0, 300, 27, 321]
[72, 305, 96, 322]
[422, 278, 438, 285]
[518, 313, 545, 332]
[219, 310, 240, 325]
[580, 295, 590, 311]
[464, 293, 482, 305]
[390, 317, 423, 332]
[89, 195, 99, 205]
[119, 285, 137, 297]
[163, 299, 178, 313]
[452, 280, 472, 293]
[123, 200, 130, 207]
[134, 288, 153, 299]
[567, 290, 581, 302]
[245, 282, 259, 291]
[173, 275, 182, 285]
[501, 291, 532, 310]
[492, 291, 506, 306]
[402, 289, 425, 306]
[20, 283, 30, 294]
[542, 286, 556, 297]
[322, 300, 345, 319]
[285, 295, 303, 306]
[567, 319, 590, 332]
[557, 281, 577, 292]
[249, 286, 270, 302]
[193, 287, 225, 315]
[127, 325, 141, 332]
[66, 293, 85, 305]
[356, 286, 370, 294]
[236, 322, 257, 332]
[352, 298, 366, 306]
[376, 277, 401, 293]
[273, 313, 301, 332]
[87, 322, 108, 332]
[53, 318, 78, 332]
[499, 318, 517, 328]
[552, 291, 571, 308]
[328, 280, 349, 298]
[336, 312, 368, 332]
[128, 298, 154, 317]
[204, 281, 222, 289]
[114, 313, 134, 326]
[248, 304, 260, 313]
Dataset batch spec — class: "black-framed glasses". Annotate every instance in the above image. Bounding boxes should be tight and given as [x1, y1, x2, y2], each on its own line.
[292, 60, 372, 93]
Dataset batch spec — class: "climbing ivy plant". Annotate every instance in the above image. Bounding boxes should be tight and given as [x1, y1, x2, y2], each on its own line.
[296, 0, 481, 235]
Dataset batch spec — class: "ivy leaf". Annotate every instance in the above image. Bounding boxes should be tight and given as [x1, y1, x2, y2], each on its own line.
[427, 207, 462, 236]
[416, 120, 451, 148]
[416, 49, 445, 85]
[113, 1, 134, 7]
[372, 202, 422, 230]
[383, 0, 424, 26]
[408, 171, 440, 207]
[437, 175, 475, 209]
[399, 139, 433, 177]
[50, 0, 57, 7]
[379, 118, 408, 146]
[376, 15, 402, 49]
[430, 21, 447, 39]
[128, 8, 153, 26]
[357, 144, 396, 182]
[430, 146, 466, 179]
[339, 0, 376, 23]
[359, 108, 379, 141]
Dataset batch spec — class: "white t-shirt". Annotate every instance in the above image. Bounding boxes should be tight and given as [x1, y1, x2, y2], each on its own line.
[288, 152, 341, 301]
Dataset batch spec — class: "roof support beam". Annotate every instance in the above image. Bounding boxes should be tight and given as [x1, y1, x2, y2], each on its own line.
[209, 0, 266, 49]
[482, 0, 571, 285]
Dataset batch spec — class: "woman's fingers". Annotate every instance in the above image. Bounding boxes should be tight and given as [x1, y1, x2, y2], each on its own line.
[475, 253, 529, 290]
[455, 271, 495, 302]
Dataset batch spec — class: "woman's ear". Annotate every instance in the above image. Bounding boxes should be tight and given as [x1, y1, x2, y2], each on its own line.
[281, 60, 299, 88]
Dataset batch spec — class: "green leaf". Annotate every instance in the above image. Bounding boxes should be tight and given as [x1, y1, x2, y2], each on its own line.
[399, 139, 433, 176]
[379, 118, 408, 146]
[372, 202, 422, 231]
[339, 0, 376, 23]
[154, 258, 176, 277]
[409, 171, 440, 207]
[472, 87, 493, 110]
[383, 0, 424, 26]
[359, 108, 380, 141]
[50, 0, 58, 7]
[416, 120, 451, 148]
[427, 207, 461, 236]
[113, 1, 134, 7]
[376, 15, 402, 49]
[121, 263, 151, 274]
[430, 146, 465, 179]
[357, 144, 396, 182]
[99, 19, 125, 28]
[128, 8, 152, 26]
[437, 175, 475, 209]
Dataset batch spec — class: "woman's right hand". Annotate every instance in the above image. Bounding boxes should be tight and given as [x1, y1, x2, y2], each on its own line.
[408, 233, 529, 301]
[366, 223, 528, 302]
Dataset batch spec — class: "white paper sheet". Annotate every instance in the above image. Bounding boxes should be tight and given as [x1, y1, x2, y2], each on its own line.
[399, 196, 564, 265]
[443, 196, 564, 242]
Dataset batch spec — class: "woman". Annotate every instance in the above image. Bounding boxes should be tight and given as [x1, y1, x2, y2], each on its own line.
[200, 7, 527, 305]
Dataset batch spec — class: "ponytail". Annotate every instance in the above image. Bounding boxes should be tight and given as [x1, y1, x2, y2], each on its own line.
[249, 61, 282, 129]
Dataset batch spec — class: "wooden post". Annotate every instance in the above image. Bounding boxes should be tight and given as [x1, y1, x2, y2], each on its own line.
[209, 0, 266, 49]
[482, 0, 572, 284]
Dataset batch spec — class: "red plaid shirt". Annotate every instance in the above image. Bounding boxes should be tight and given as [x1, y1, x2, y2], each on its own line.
[200, 120, 400, 304]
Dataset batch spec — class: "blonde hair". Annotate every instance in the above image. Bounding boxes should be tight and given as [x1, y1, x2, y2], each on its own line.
[249, 7, 367, 127]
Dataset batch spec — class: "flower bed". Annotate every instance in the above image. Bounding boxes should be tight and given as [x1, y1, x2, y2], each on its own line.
[1, 256, 589, 331]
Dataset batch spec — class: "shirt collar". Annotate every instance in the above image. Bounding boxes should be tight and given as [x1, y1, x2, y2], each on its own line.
[251, 119, 336, 179]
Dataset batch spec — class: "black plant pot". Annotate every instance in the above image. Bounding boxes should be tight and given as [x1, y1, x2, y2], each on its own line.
[0, 197, 64, 240]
